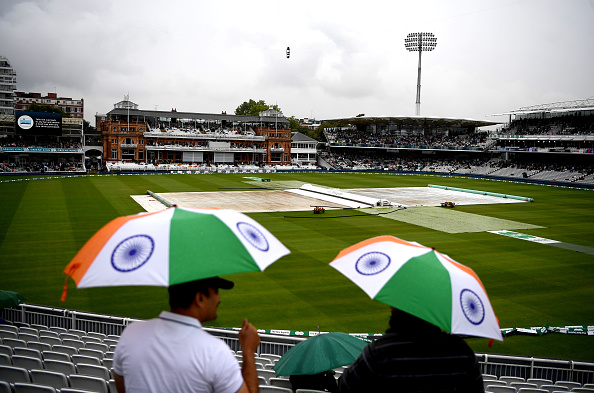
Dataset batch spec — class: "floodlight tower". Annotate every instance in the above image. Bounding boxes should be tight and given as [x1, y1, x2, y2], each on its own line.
[405, 32, 437, 116]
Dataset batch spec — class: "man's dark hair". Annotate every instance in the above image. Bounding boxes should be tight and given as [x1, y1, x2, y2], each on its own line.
[168, 280, 212, 309]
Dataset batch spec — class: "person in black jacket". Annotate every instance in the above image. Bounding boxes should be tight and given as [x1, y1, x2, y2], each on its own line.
[339, 307, 484, 393]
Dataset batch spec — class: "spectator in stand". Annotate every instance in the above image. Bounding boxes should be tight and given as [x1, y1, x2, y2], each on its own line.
[113, 277, 260, 393]
[338, 307, 483, 393]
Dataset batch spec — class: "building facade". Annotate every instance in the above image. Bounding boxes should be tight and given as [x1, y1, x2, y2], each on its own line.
[0, 55, 17, 116]
[291, 131, 318, 166]
[15, 92, 84, 119]
[97, 100, 292, 166]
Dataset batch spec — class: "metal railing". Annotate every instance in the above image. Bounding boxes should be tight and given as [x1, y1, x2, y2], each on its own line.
[2, 304, 593, 384]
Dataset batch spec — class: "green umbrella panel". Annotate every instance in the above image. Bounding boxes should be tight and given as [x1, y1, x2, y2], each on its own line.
[273, 332, 369, 376]
[0, 290, 25, 308]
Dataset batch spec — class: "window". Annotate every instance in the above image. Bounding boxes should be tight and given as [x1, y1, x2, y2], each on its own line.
[284, 153, 288, 162]
[111, 149, 118, 159]
[112, 139, 117, 144]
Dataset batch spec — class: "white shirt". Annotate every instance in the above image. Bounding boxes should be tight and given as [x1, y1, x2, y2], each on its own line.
[113, 311, 243, 393]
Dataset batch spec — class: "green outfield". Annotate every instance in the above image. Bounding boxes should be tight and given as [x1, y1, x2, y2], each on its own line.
[1, 172, 593, 361]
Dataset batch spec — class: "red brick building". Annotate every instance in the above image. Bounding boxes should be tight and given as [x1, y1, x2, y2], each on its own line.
[15, 92, 84, 119]
[96, 100, 292, 165]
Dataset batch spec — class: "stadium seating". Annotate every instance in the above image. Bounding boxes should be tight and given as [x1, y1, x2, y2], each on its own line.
[0, 326, 19, 334]
[38, 331, 59, 339]
[259, 386, 292, 393]
[2, 323, 593, 393]
[41, 351, 71, 362]
[86, 332, 106, 341]
[26, 342, 52, 353]
[78, 348, 104, 360]
[43, 359, 76, 376]
[500, 376, 527, 384]
[539, 385, 567, 393]
[12, 383, 57, 393]
[74, 363, 111, 380]
[0, 365, 31, 383]
[0, 345, 12, 356]
[269, 378, 293, 389]
[70, 354, 102, 366]
[18, 328, 39, 336]
[486, 386, 516, 393]
[554, 381, 582, 390]
[61, 339, 84, 350]
[527, 379, 554, 388]
[2, 338, 26, 349]
[257, 369, 278, 384]
[51, 345, 77, 357]
[0, 331, 18, 340]
[11, 355, 43, 370]
[295, 390, 327, 393]
[13, 347, 42, 359]
[0, 381, 11, 393]
[68, 374, 109, 393]
[38, 336, 61, 347]
[0, 353, 10, 365]
[29, 369, 69, 390]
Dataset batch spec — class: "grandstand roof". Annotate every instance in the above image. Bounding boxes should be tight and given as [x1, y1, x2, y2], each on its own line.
[291, 131, 318, 142]
[495, 98, 594, 115]
[107, 108, 290, 124]
[326, 115, 500, 128]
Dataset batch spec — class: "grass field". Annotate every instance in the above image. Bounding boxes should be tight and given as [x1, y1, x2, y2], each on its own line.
[1, 172, 593, 361]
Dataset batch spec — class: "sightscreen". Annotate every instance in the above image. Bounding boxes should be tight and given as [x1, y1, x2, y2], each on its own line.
[15, 111, 63, 135]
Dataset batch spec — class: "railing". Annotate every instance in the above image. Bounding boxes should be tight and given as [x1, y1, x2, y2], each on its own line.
[2, 304, 594, 383]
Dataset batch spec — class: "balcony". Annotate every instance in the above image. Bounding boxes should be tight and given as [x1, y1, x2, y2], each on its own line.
[120, 143, 138, 148]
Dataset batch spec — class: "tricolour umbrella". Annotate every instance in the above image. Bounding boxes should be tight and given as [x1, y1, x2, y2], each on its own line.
[63, 207, 290, 292]
[330, 236, 502, 341]
[0, 290, 25, 308]
[273, 332, 369, 376]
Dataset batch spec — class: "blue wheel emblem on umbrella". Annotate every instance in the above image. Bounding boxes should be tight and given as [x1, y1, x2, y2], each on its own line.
[355, 252, 391, 276]
[460, 289, 485, 325]
[237, 222, 269, 252]
[111, 235, 155, 272]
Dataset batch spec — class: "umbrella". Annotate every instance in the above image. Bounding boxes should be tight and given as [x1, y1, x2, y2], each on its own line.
[63, 207, 290, 291]
[273, 332, 369, 376]
[0, 290, 25, 308]
[330, 236, 502, 341]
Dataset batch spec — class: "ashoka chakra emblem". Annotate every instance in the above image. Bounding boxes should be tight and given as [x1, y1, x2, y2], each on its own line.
[460, 289, 485, 325]
[237, 222, 269, 252]
[111, 235, 154, 272]
[355, 252, 391, 276]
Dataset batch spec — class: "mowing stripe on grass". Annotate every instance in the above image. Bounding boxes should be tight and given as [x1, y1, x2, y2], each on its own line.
[489, 230, 594, 255]
[368, 206, 544, 234]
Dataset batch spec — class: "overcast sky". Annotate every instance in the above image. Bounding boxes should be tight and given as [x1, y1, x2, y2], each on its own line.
[1, 0, 593, 126]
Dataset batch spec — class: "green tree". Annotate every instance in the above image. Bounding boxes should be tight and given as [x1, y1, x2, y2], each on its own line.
[286, 115, 325, 141]
[28, 103, 71, 118]
[235, 99, 281, 116]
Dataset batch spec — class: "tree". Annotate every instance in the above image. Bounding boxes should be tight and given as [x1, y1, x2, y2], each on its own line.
[235, 99, 281, 116]
[286, 115, 325, 141]
[28, 103, 71, 118]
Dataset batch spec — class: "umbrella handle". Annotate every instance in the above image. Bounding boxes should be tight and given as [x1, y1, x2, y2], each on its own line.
[61, 276, 69, 302]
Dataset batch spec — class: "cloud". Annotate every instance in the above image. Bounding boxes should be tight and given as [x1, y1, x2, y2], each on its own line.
[1, 0, 593, 125]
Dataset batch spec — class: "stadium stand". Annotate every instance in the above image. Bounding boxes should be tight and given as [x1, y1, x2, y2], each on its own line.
[1, 303, 593, 393]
